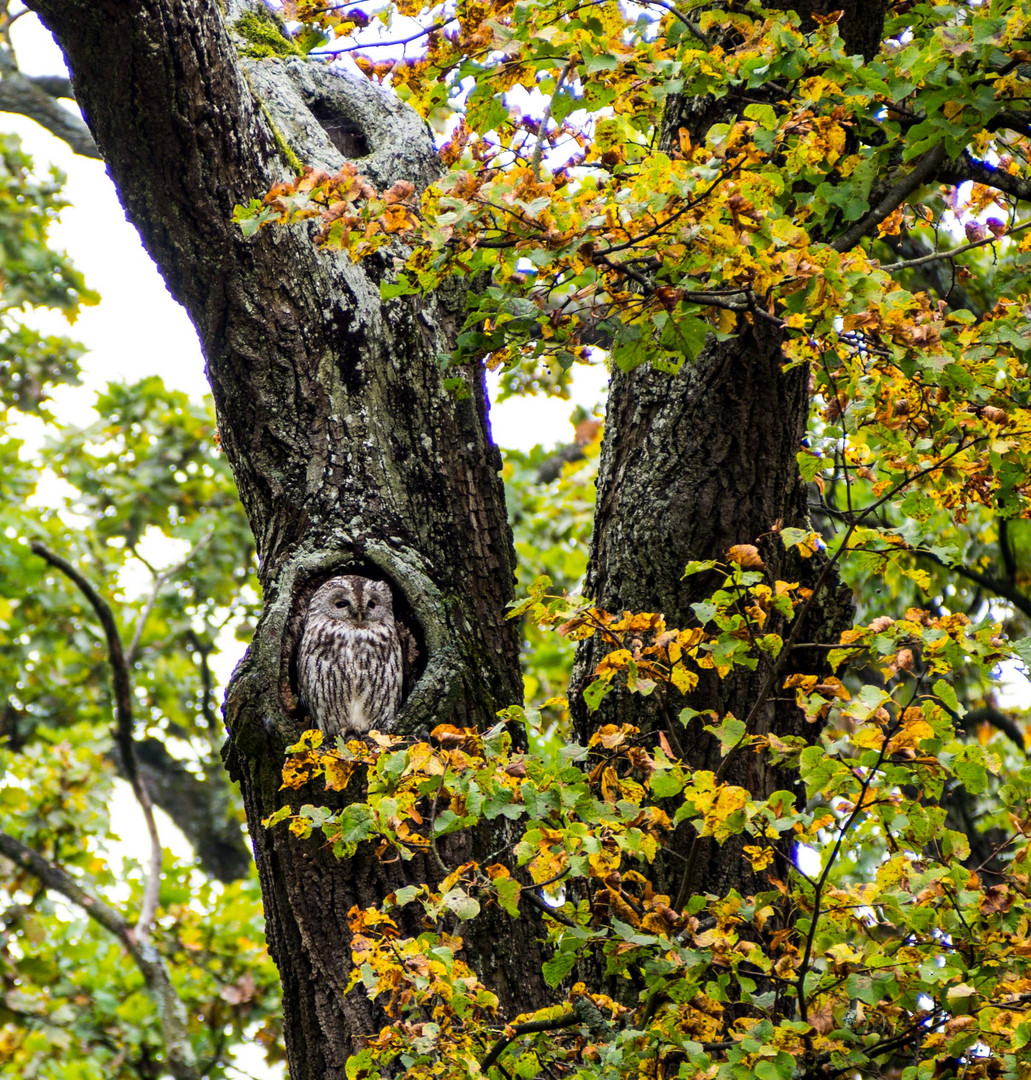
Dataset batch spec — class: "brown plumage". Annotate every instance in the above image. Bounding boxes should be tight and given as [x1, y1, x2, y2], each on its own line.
[297, 575, 402, 738]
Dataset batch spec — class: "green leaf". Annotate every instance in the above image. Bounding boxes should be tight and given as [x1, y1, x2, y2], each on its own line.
[583, 678, 613, 713]
[542, 947, 579, 988]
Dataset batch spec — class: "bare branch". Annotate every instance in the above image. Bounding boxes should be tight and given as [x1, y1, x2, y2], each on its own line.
[127, 530, 214, 665]
[29, 542, 163, 940]
[880, 217, 1031, 272]
[0, 52, 99, 157]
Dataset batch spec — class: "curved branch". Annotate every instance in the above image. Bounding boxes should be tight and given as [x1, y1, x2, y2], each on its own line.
[127, 530, 213, 665]
[29, 542, 163, 939]
[135, 737, 252, 883]
[0, 829, 201, 1080]
[480, 1012, 579, 1074]
[0, 828, 131, 942]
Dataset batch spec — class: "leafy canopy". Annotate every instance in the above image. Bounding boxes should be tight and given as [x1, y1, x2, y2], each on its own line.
[6, 0, 1031, 1078]
[239, 1, 1031, 1078]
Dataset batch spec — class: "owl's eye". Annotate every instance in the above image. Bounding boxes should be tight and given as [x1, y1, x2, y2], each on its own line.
[367, 599, 377, 610]
[334, 599, 350, 610]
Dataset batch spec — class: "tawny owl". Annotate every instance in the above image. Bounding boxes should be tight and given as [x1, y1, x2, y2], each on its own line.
[297, 575, 403, 737]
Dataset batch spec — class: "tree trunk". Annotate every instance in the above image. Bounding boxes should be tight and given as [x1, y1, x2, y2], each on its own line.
[25, 1, 547, 1073]
[569, 0, 884, 904]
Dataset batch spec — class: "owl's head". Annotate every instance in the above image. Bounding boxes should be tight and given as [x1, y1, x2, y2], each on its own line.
[308, 575, 394, 627]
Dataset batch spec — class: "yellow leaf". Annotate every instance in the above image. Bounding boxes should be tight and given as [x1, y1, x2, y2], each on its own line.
[670, 666, 699, 693]
[743, 844, 775, 870]
[595, 649, 633, 679]
[727, 543, 764, 569]
[324, 757, 356, 791]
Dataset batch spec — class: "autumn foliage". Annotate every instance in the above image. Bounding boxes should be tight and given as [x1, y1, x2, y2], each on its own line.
[6, 0, 1031, 1077]
[237, 0, 1031, 1076]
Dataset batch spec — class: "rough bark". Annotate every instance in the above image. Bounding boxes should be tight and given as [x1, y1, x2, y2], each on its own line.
[569, 0, 883, 903]
[25, 1, 545, 1074]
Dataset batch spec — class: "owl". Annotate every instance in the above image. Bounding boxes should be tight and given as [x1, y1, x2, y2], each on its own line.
[297, 575, 403, 738]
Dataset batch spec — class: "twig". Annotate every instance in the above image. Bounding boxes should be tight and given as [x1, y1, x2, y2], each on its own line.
[880, 216, 1031, 272]
[312, 18, 453, 55]
[645, 0, 712, 47]
[127, 530, 213, 665]
[793, 719, 898, 1025]
[531, 60, 575, 180]
[672, 437, 983, 914]
[428, 763, 451, 874]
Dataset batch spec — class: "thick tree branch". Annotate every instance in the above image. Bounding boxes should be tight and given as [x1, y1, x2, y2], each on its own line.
[0, 52, 98, 157]
[0, 829, 201, 1080]
[938, 152, 1031, 204]
[27, 73, 73, 98]
[0, 829, 132, 942]
[831, 144, 947, 252]
[916, 544, 1031, 621]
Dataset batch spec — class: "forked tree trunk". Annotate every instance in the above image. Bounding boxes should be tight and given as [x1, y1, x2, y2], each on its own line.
[28, 0, 878, 1073]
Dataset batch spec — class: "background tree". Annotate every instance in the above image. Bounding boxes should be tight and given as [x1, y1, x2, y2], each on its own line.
[2, 0, 1031, 1078]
